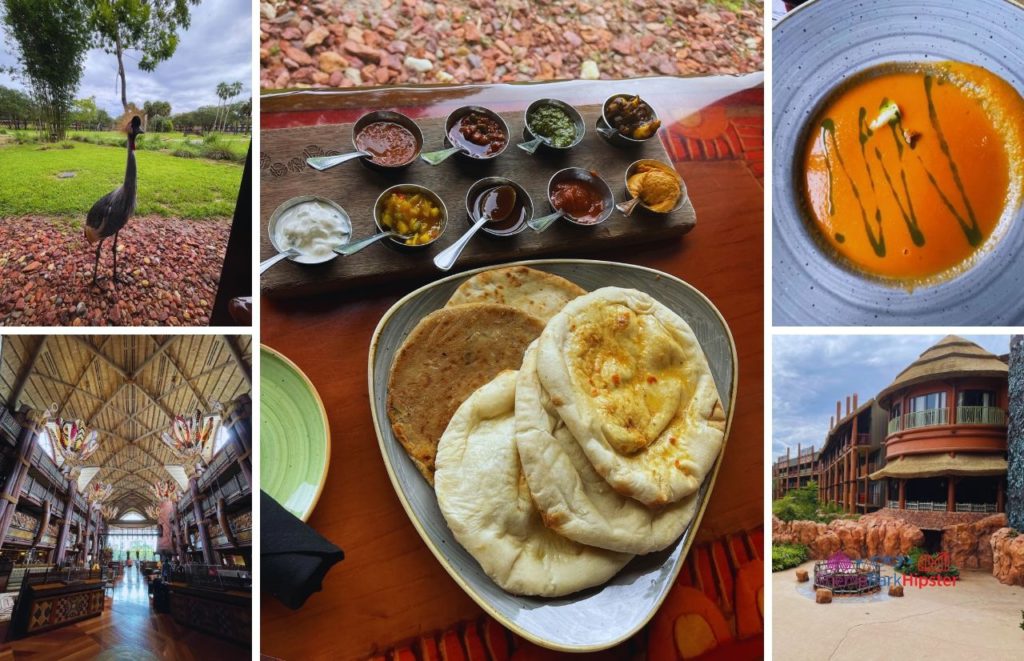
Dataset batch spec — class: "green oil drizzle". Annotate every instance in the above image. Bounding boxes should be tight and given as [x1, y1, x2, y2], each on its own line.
[922, 74, 982, 247]
[821, 118, 886, 257]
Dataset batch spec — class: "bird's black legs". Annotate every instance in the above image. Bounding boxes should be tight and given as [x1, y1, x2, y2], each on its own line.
[112, 232, 120, 285]
[91, 238, 105, 285]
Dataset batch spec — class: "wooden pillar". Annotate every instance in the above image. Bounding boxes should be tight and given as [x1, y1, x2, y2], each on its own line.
[82, 511, 92, 566]
[898, 479, 907, 509]
[0, 422, 38, 544]
[93, 520, 101, 564]
[997, 479, 1005, 513]
[947, 477, 956, 512]
[54, 479, 77, 565]
[190, 475, 214, 565]
[32, 500, 51, 547]
[217, 496, 237, 549]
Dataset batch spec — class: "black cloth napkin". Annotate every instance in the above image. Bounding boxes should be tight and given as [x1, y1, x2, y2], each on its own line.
[261, 490, 344, 609]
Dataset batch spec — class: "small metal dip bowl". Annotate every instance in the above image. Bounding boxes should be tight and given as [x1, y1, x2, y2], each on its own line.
[521, 99, 586, 152]
[441, 105, 510, 161]
[372, 184, 449, 249]
[352, 110, 423, 170]
[622, 159, 688, 214]
[546, 167, 615, 228]
[596, 94, 661, 147]
[267, 195, 352, 265]
[464, 177, 533, 237]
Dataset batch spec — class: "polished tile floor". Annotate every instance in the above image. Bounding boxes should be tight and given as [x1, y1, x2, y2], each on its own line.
[0, 564, 249, 660]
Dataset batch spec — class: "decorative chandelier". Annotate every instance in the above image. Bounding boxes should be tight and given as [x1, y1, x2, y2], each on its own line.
[100, 505, 118, 520]
[145, 504, 161, 520]
[151, 479, 181, 502]
[160, 405, 222, 469]
[85, 481, 113, 505]
[42, 403, 100, 475]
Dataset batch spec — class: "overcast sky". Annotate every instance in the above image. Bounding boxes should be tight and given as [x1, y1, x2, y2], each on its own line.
[772, 335, 1010, 460]
[0, 0, 251, 116]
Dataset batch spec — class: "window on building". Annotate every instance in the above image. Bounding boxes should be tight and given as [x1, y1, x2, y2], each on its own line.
[909, 391, 947, 411]
[213, 424, 231, 456]
[37, 426, 56, 461]
[958, 390, 996, 407]
[890, 402, 902, 420]
[106, 525, 158, 561]
[120, 510, 145, 522]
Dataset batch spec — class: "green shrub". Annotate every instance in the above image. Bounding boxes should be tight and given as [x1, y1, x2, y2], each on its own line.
[895, 547, 960, 578]
[772, 543, 809, 572]
[172, 148, 196, 158]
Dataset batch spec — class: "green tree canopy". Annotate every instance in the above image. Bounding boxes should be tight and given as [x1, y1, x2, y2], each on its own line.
[87, 0, 200, 112]
[143, 99, 172, 120]
[2, 0, 91, 140]
[0, 85, 38, 128]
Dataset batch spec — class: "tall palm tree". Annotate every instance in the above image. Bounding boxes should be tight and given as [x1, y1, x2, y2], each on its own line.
[212, 81, 229, 133]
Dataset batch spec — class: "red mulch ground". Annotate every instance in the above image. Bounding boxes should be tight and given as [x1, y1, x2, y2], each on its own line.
[0, 216, 230, 326]
[259, 0, 763, 89]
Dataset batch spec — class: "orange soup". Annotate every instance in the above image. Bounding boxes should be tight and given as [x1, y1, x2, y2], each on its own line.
[802, 62, 1024, 282]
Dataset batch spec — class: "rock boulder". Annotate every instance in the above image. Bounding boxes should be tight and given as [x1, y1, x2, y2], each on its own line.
[991, 528, 1024, 586]
[941, 514, 1007, 570]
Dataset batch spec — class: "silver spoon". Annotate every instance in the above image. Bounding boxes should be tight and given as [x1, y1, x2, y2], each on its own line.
[434, 185, 515, 271]
[259, 248, 300, 274]
[420, 145, 463, 166]
[333, 230, 406, 256]
[306, 150, 372, 171]
[616, 196, 644, 216]
[516, 135, 549, 154]
[527, 209, 566, 233]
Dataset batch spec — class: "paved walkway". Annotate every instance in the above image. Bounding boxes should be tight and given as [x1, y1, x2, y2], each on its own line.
[773, 561, 1024, 660]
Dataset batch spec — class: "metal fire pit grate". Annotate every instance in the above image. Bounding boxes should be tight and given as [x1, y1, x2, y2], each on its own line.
[813, 559, 882, 595]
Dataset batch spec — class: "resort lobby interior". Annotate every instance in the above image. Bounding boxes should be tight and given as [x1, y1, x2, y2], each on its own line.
[0, 335, 251, 659]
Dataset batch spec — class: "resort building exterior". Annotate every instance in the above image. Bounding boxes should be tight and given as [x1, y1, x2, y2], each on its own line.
[771, 444, 819, 499]
[815, 397, 888, 514]
[870, 336, 1009, 516]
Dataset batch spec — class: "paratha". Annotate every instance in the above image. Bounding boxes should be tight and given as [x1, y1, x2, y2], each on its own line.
[445, 266, 586, 322]
[387, 303, 545, 483]
[536, 287, 725, 507]
[516, 341, 698, 554]
[434, 371, 632, 597]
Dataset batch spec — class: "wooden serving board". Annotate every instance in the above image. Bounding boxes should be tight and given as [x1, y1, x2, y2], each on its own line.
[259, 105, 696, 297]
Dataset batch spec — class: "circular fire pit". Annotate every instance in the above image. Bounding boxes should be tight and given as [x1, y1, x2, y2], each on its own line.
[813, 558, 882, 595]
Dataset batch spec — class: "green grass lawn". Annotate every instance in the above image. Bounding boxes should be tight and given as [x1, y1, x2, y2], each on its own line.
[0, 140, 243, 220]
[68, 130, 250, 161]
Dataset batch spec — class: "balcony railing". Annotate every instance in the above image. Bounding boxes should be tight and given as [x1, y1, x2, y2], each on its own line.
[886, 501, 997, 513]
[886, 406, 1006, 434]
[955, 406, 1006, 426]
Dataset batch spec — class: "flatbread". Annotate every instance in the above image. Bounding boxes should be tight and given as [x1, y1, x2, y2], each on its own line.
[445, 266, 586, 322]
[536, 287, 725, 507]
[434, 371, 632, 597]
[387, 303, 545, 483]
[516, 342, 698, 554]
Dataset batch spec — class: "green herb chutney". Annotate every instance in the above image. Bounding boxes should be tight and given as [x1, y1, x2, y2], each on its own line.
[528, 105, 576, 148]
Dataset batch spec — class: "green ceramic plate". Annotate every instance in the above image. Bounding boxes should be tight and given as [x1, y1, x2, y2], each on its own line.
[261, 345, 330, 521]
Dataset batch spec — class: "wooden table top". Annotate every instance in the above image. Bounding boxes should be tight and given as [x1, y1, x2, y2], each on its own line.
[260, 74, 764, 660]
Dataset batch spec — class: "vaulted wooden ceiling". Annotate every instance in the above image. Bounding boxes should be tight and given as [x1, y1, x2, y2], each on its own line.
[0, 335, 252, 513]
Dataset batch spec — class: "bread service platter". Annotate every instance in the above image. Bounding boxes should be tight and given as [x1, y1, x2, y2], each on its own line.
[367, 259, 736, 652]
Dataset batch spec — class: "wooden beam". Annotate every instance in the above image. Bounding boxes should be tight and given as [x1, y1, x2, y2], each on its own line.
[131, 336, 178, 379]
[57, 337, 112, 415]
[86, 383, 126, 426]
[9, 337, 47, 411]
[33, 373, 105, 404]
[221, 336, 251, 386]
[72, 337, 129, 380]
[162, 345, 210, 410]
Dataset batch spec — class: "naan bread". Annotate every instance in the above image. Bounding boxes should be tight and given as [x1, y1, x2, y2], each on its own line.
[516, 342, 698, 554]
[536, 287, 725, 507]
[445, 266, 586, 322]
[434, 371, 632, 597]
[387, 303, 545, 484]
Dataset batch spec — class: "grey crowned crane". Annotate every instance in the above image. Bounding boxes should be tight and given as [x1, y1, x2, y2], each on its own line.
[85, 115, 144, 285]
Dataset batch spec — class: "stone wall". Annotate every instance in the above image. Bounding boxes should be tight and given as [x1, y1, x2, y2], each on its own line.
[1008, 335, 1023, 531]
[940, 514, 1007, 570]
[869, 507, 992, 530]
[991, 528, 1024, 586]
[772, 516, 923, 560]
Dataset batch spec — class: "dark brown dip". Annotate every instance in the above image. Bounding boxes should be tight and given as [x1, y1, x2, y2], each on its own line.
[471, 186, 526, 232]
[354, 121, 417, 166]
[550, 180, 604, 224]
[449, 112, 506, 157]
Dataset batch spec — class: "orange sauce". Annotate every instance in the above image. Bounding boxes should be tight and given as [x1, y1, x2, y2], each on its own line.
[802, 62, 1024, 282]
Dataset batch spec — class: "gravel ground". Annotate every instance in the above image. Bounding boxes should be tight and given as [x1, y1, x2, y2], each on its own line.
[260, 0, 763, 89]
[0, 216, 230, 326]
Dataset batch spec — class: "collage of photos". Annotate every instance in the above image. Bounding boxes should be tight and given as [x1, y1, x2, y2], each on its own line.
[0, 0, 1023, 660]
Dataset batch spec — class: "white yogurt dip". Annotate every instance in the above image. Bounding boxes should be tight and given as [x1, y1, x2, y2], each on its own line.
[274, 200, 350, 261]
